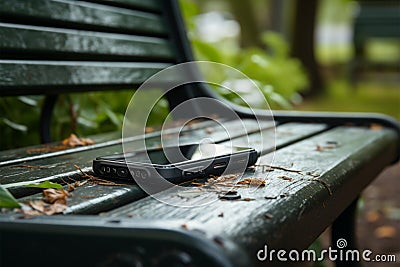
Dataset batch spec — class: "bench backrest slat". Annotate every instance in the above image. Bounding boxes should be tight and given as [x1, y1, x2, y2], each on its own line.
[0, 0, 166, 36]
[0, 0, 182, 96]
[0, 23, 174, 60]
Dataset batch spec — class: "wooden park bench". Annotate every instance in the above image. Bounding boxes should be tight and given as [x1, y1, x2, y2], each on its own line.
[1, 0, 399, 266]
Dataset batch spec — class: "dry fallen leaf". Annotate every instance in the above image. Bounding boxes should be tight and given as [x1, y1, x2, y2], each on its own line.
[26, 199, 68, 216]
[277, 175, 293, 182]
[29, 200, 45, 213]
[145, 127, 154, 133]
[242, 197, 256, 201]
[366, 210, 380, 223]
[43, 189, 69, 204]
[43, 203, 67, 215]
[26, 134, 94, 154]
[374, 225, 396, 238]
[62, 133, 94, 147]
[238, 178, 266, 187]
[264, 213, 273, 219]
[370, 123, 383, 131]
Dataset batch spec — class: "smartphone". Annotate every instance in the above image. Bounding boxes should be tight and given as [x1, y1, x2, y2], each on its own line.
[92, 143, 259, 183]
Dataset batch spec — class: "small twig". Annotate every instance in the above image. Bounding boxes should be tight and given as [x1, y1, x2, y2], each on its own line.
[73, 165, 127, 186]
[12, 164, 48, 169]
[255, 164, 302, 174]
[277, 175, 293, 182]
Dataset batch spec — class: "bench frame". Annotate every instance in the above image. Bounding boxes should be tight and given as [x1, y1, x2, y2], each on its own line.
[1, 1, 399, 266]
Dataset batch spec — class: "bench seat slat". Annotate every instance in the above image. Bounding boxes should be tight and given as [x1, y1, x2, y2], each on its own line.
[2, 119, 272, 194]
[106, 126, 398, 254]
[14, 122, 327, 215]
[0, 23, 174, 61]
[0, 61, 172, 95]
[0, 119, 222, 166]
[0, 0, 166, 35]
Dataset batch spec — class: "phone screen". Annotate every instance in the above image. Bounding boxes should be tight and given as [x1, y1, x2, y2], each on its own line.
[101, 144, 251, 165]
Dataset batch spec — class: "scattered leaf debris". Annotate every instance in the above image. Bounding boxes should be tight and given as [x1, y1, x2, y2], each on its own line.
[237, 178, 266, 187]
[315, 141, 339, 151]
[29, 200, 45, 213]
[366, 210, 380, 223]
[145, 127, 154, 133]
[62, 133, 94, 147]
[370, 123, 383, 131]
[326, 141, 338, 145]
[242, 197, 256, 201]
[213, 236, 224, 247]
[20, 189, 70, 216]
[177, 189, 203, 199]
[218, 212, 224, 217]
[26, 133, 95, 153]
[205, 127, 214, 134]
[81, 195, 95, 199]
[181, 223, 188, 230]
[305, 171, 320, 178]
[374, 225, 396, 238]
[256, 164, 302, 174]
[13, 164, 49, 169]
[264, 213, 273, 219]
[277, 175, 293, 182]
[43, 188, 69, 204]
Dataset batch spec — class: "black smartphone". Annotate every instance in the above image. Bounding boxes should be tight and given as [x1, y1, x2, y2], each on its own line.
[92, 143, 259, 183]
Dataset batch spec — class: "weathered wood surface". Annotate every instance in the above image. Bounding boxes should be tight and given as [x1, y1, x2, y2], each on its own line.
[0, 23, 174, 60]
[1, 120, 272, 196]
[0, 61, 172, 95]
[2, 121, 326, 215]
[105, 125, 397, 263]
[0, 0, 166, 35]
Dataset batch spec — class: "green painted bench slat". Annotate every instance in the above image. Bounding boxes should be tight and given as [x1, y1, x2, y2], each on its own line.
[0, 0, 166, 35]
[0, 119, 222, 165]
[87, 0, 163, 12]
[0, 23, 174, 61]
[13, 122, 328, 215]
[2, 119, 272, 194]
[0, 61, 172, 95]
[106, 126, 398, 262]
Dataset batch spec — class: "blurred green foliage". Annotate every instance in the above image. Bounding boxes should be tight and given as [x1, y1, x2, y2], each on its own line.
[1, 0, 308, 150]
[0, 91, 169, 149]
[180, 0, 309, 109]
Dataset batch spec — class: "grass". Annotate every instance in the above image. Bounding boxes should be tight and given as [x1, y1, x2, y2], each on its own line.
[295, 77, 400, 121]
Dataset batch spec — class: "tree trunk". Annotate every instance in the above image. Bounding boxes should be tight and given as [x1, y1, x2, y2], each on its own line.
[228, 0, 262, 48]
[291, 0, 323, 96]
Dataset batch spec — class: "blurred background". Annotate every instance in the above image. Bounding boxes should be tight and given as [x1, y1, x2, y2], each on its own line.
[0, 0, 399, 265]
[1, 0, 398, 149]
